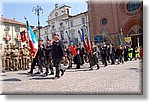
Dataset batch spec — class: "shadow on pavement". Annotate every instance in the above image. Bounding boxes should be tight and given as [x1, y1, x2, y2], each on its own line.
[125, 68, 143, 72]
[1, 78, 21, 81]
[29, 77, 55, 80]
[0, 74, 7, 76]
[17, 72, 30, 75]
[66, 68, 100, 73]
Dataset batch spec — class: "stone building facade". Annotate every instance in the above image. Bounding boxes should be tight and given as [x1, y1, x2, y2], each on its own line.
[36, 4, 89, 46]
[0, 17, 28, 50]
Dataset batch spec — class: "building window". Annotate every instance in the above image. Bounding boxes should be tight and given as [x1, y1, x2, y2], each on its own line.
[67, 9, 69, 14]
[55, 12, 58, 17]
[70, 29, 75, 39]
[16, 32, 19, 35]
[4, 24, 10, 31]
[60, 22, 63, 26]
[101, 18, 108, 25]
[126, 0, 141, 12]
[52, 25, 55, 29]
[70, 21, 73, 27]
[82, 18, 85, 24]
[15, 25, 20, 32]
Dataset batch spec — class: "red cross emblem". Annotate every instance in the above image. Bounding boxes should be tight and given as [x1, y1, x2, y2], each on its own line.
[6, 34, 11, 41]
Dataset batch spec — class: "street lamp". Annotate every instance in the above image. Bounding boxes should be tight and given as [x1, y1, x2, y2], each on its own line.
[32, 5, 44, 39]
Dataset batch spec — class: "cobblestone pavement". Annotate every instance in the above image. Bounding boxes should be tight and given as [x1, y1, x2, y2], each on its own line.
[0, 60, 143, 95]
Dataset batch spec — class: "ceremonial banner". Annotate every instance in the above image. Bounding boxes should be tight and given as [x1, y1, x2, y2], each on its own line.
[125, 37, 132, 46]
[20, 30, 26, 42]
[25, 17, 38, 58]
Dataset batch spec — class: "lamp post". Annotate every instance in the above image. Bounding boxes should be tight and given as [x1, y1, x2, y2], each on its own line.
[32, 5, 44, 39]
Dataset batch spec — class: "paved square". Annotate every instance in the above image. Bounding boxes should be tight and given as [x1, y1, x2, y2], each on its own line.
[0, 60, 142, 95]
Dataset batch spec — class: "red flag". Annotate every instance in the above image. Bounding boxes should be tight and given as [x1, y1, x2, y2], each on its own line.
[69, 45, 76, 56]
[20, 30, 27, 42]
[86, 38, 91, 53]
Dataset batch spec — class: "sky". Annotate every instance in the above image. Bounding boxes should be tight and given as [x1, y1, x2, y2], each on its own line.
[1, 0, 87, 26]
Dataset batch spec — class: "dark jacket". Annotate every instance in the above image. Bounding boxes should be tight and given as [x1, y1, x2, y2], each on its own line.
[43, 44, 52, 59]
[102, 45, 107, 56]
[51, 40, 65, 59]
[37, 44, 45, 60]
[108, 47, 115, 55]
[116, 48, 123, 56]
[73, 48, 82, 64]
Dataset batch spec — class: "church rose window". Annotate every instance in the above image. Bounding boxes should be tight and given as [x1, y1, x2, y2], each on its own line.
[101, 18, 108, 25]
[126, 0, 141, 12]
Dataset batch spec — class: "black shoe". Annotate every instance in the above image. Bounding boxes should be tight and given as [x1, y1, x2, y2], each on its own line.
[61, 69, 65, 76]
[97, 64, 100, 69]
[2, 70, 5, 73]
[28, 71, 33, 74]
[44, 72, 48, 76]
[67, 66, 72, 69]
[55, 76, 60, 79]
[35, 71, 40, 74]
[49, 72, 54, 75]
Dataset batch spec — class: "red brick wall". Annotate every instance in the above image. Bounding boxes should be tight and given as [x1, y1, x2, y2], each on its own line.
[88, 0, 143, 42]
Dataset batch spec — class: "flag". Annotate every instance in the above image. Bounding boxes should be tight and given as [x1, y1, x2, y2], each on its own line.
[25, 17, 38, 58]
[69, 45, 76, 56]
[20, 30, 26, 42]
[86, 37, 91, 53]
[83, 27, 91, 52]
[66, 31, 71, 45]
[81, 28, 91, 53]
[81, 29, 85, 43]
[81, 29, 88, 51]
[118, 35, 122, 45]
[78, 30, 82, 42]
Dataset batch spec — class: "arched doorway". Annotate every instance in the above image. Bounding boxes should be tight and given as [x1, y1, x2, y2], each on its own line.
[123, 19, 143, 48]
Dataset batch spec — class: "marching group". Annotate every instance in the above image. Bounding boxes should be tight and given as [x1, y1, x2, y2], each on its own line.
[2, 34, 143, 79]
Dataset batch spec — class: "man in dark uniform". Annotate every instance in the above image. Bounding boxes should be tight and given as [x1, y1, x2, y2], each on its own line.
[101, 42, 108, 67]
[51, 34, 65, 79]
[43, 39, 54, 76]
[79, 43, 85, 65]
[28, 38, 45, 74]
[108, 44, 115, 65]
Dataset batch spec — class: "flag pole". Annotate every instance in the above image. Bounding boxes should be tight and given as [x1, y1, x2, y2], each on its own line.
[24, 16, 29, 47]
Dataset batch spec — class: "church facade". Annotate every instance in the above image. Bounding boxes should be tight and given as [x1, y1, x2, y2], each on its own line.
[87, 0, 143, 47]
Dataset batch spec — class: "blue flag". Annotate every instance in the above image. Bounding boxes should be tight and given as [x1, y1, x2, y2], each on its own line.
[81, 29, 85, 42]
[78, 30, 82, 42]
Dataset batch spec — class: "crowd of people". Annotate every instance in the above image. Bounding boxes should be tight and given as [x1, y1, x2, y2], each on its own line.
[1, 34, 143, 79]
[2, 44, 30, 71]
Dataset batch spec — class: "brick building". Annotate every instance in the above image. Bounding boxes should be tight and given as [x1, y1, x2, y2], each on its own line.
[87, 0, 143, 48]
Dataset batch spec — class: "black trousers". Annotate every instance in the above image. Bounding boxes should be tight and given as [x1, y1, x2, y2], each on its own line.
[102, 55, 107, 66]
[45, 58, 53, 74]
[110, 54, 115, 64]
[53, 59, 62, 77]
[80, 54, 84, 65]
[30, 58, 38, 73]
[30, 58, 43, 73]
